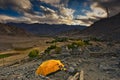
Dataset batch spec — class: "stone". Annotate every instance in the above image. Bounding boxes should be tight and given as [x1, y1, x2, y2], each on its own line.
[61, 52, 71, 57]
[78, 59, 82, 63]
[99, 64, 116, 72]
[72, 63, 77, 67]
[67, 67, 75, 74]
[88, 45, 103, 52]
[49, 54, 58, 58]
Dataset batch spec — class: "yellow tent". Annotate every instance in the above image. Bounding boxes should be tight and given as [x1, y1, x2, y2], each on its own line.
[36, 59, 65, 76]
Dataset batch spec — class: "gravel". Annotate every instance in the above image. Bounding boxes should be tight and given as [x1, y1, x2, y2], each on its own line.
[0, 45, 120, 80]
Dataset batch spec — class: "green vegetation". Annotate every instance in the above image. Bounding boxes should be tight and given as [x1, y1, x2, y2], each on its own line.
[55, 47, 62, 54]
[44, 45, 62, 54]
[44, 45, 57, 54]
[46, 37, 68, 44]
[107, 42, 114, 46]
[89, 37, 103, 42]
[0, 53, 19, 59]
[67, 40, 91, 50]
[14, 47, 32, 51]
[54, 37, 68, 42]
[28, 50, 39, 58]
[67, 43, 78, 49]
[0, 54, 12, 59]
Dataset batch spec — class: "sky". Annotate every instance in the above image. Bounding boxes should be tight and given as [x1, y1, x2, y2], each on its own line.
[0, 0, 119, 26]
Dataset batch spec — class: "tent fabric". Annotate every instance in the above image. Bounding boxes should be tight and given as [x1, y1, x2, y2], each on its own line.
[36, 59, 64, 76]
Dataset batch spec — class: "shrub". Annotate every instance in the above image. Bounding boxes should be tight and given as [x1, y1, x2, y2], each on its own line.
[89, 37, 103, 42]
[44, 45, 57, 54]
[46, 37, 68, 44]
[44, 45, 62, 54]
[0, 54, 11, 59]
[28, 50, 39, 58]
[67, 40, 91, 50]
[83, 40, 92, 45]
[74, 40, 85, 46]
[48, 45, 57, 49]
[55, 47, 62, 54]
[44, 49, 50, 54]
[54, 37, 68, 42]
[67, 43, 78, 50]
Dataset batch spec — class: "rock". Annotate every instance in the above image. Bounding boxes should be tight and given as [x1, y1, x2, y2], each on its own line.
[61, 46, 69, 52]
[110, 78, 118, 80]
[70, 48, 81, 55]
[67, 67, 76, 74]
[78, 59, 82, 63]
[72, 63, 77, 67]
[60, 52, 71, 57]
[88, 45, 103, 52]
[99, 64, 109, 70]
[118, 62, 120, 68]
[99, 64, 116, 72]
[49, 54, 58, 58]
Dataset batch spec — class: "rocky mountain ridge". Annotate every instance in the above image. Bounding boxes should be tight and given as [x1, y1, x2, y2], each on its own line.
[0, 23, 31, 36]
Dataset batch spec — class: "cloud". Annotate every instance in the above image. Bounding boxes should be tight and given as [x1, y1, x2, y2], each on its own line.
[0, 0, 32, 13]
[23, 6, 75, 25]
[40, 6, 56, 15]
[91, 0, 120, 17]
[40, 0, 69, 7]
[59, 7, 75, 20]
[0, 15, 32, 23]
[75, 2, 107, 26]
[40, 0, 61, 7]
[89, 2, 107, 18]
[74, 0, 120, 26]
[0, 0, 119, 26]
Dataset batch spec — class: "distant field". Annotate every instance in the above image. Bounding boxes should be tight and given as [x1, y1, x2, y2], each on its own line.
[0, 53, 20, 59]
[0, 35, 53, 51]
[0, 35, 53, 66]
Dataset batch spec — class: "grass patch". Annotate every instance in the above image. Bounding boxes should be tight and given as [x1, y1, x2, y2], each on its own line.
[44, 45, 62, 54]
[44, 45, 57, 54]
[0, 53, 19, 59]
[28, 50, 39, 58]
[46, 37, 68, 44]
[67, 40, 91, 50]
[14, 47, 33, 51]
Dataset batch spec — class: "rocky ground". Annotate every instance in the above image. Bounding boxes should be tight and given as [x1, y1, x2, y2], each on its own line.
[0, 42, 120, 80]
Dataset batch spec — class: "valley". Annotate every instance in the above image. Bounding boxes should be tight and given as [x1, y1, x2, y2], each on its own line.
[0, 36, 53, 66]
[0, 37, 120, 80]
[0, 13, 120, 80]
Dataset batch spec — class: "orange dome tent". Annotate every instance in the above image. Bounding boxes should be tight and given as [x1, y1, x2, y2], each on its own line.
[35, 59, 65, 76]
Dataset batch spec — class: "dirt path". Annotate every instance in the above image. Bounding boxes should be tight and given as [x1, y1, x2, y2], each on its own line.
[0, 46, 49, 66]
[0, 41, 70, 66]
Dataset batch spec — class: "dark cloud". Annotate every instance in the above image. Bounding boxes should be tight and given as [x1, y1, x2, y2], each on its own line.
[0, 0, 32, 13]
[91, 0, 120, 16]
[0, 0, 119, 26]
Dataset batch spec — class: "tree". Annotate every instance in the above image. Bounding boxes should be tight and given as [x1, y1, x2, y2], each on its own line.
[28, 50, 39, 58]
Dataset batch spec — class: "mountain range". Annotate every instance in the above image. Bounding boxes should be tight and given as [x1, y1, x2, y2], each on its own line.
[0, 23, 30, 36]
[81, 13, 120, 41]
[0, 13, 120, 41]
[7, 23, 86, 36]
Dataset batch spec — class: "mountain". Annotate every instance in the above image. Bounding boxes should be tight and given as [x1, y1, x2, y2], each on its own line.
[0, 23, 31, 36]
[81, 13, 120, 41]
[57, 28, 83, 37]
[7, 23, 86, 36]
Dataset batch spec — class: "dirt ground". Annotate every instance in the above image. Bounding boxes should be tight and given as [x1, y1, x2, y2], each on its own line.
[0, 36, 53, 66]
[0, 40, 120, 80]
[0, 35, 120, 80]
